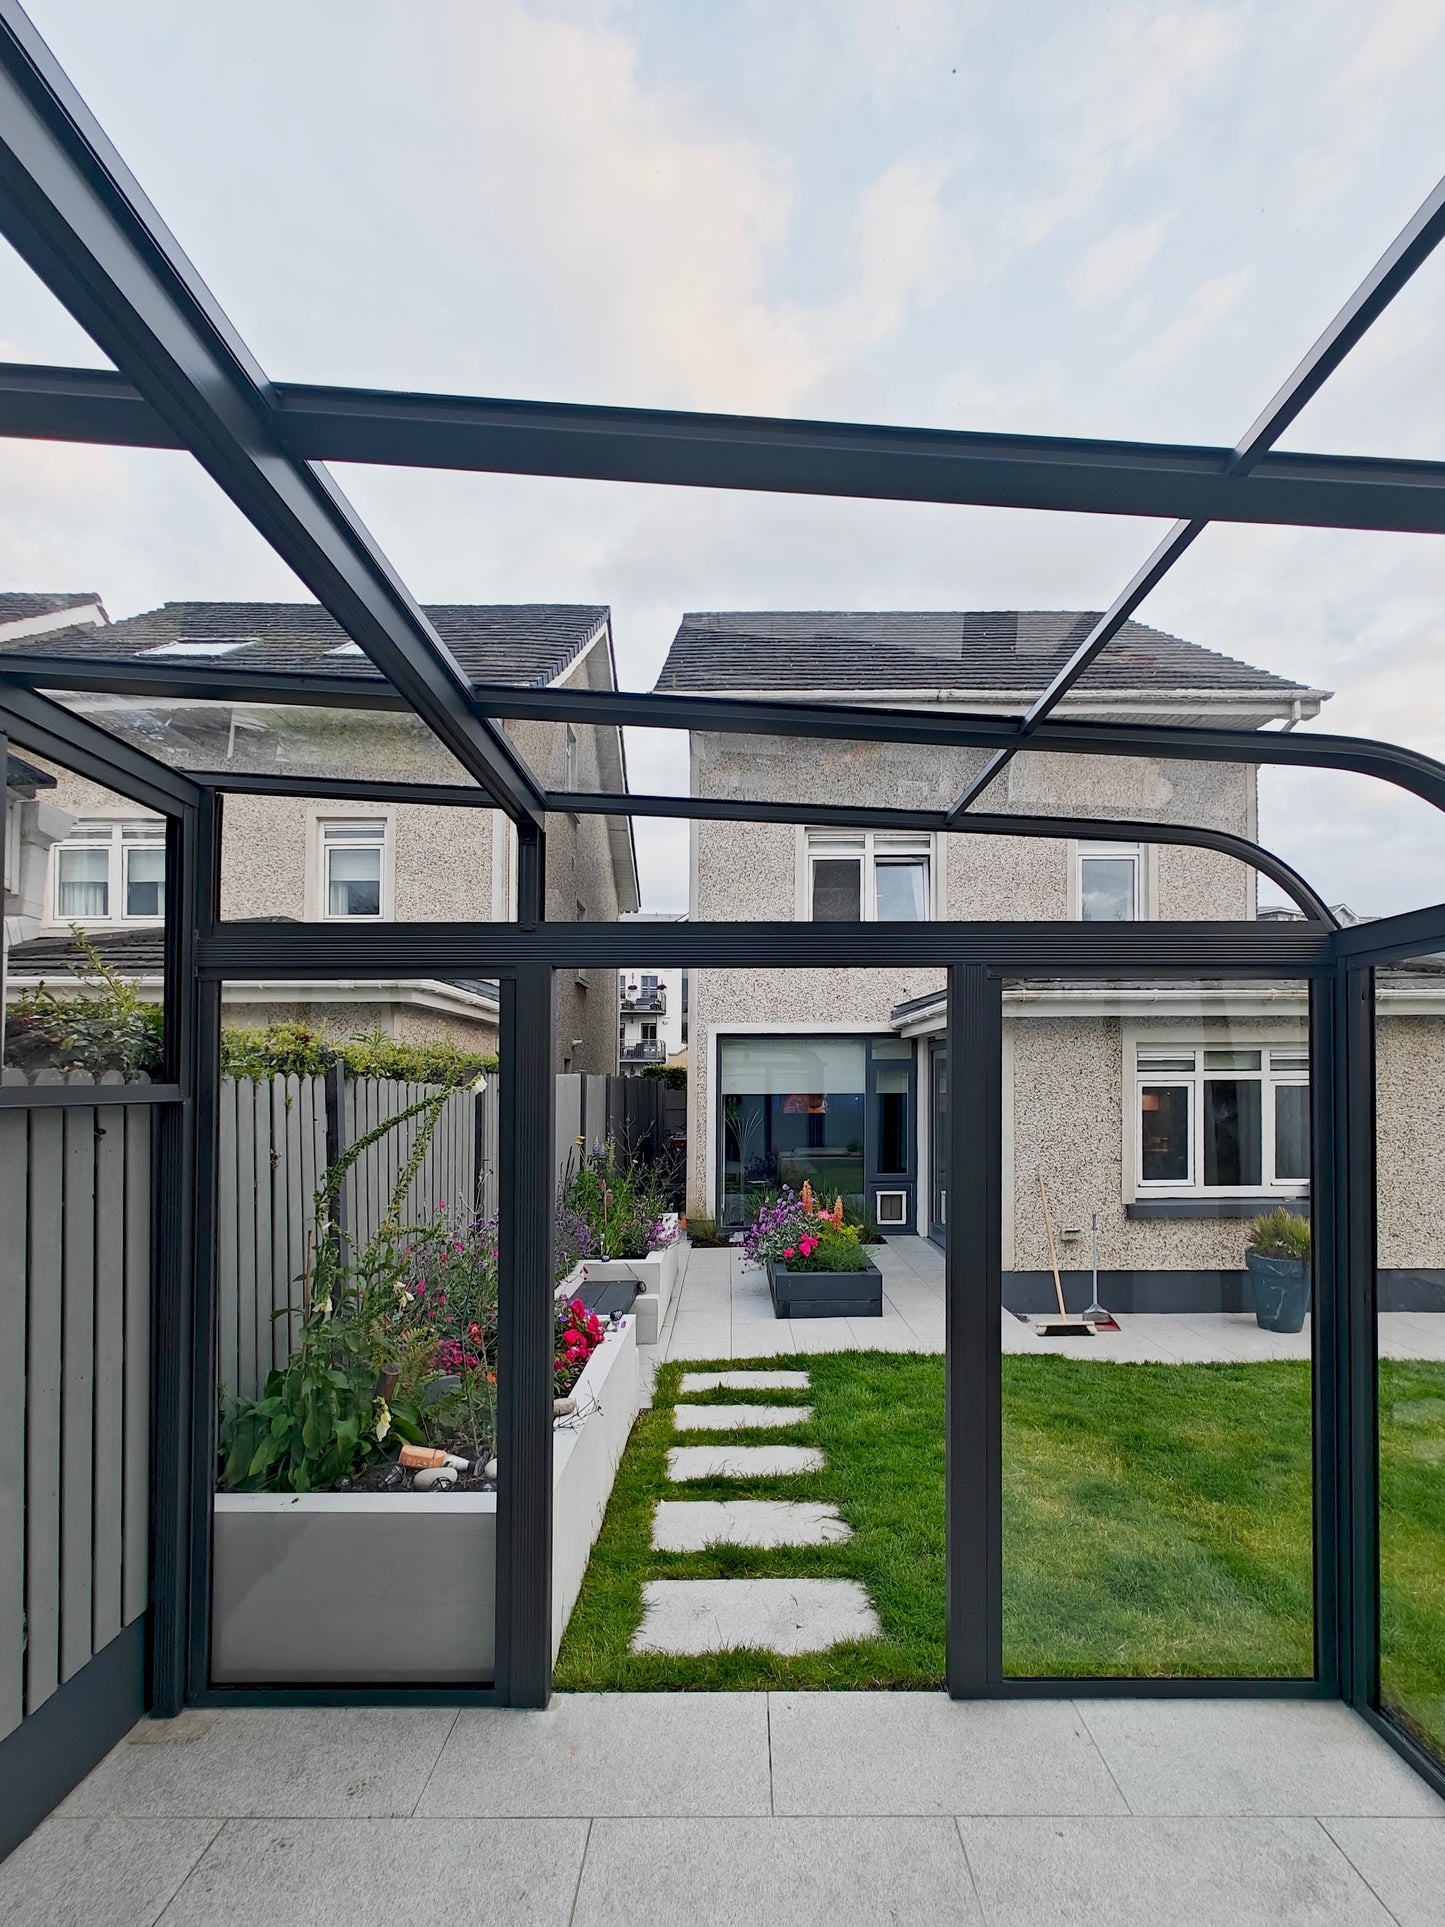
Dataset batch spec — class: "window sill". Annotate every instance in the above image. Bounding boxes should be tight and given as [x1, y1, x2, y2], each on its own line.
[1127, 1195, 1309, 1220]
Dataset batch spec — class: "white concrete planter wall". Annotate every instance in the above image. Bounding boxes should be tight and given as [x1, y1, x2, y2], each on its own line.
[564, 1233, 683, 1344]
[211, 1316, 641, 1685]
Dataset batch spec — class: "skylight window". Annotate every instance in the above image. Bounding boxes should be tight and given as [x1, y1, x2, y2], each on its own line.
[326, 642, 365, 656]
[140, 640, 251, 657]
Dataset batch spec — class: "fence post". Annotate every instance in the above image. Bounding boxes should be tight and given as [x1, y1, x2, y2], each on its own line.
[323, 1061, 348, 1243]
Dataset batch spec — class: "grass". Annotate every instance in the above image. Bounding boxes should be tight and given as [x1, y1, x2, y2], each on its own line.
[1379, 1359, 1445, 1757]
[555, 1350, 1444, 1702]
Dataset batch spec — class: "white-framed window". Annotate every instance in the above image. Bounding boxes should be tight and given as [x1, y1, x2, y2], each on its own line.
[1077, 840, 1142, 921]
[805, 830, 933, 921]
[317, 818, 389, 920]
[50, 819, 166, 924]
[1136, 1045, 1309, 1194]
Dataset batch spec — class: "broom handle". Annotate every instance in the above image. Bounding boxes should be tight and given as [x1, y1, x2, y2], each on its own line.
[1038, 1175, 1068, 1319]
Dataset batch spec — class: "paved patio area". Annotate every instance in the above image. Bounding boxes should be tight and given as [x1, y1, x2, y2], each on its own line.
[4, 1694, 1441, 1924]
[659, 1237, 1445, 1364]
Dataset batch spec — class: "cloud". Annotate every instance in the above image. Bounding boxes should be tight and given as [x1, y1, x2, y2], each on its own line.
[1126, 266, 1251, 374]
[1071, 217, 1170, 311]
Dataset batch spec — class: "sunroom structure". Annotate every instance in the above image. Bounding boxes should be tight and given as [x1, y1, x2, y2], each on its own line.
[2, 0, 1445, 1867]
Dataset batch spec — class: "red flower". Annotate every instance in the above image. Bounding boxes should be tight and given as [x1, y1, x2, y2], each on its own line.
[783, 1247, 795, 1260]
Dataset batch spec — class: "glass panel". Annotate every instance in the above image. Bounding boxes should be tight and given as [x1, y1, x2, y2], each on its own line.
[326, 845, 382, 917]
[1204, 1050, 1262, 1070]
[211, 977, 500, 1686]
[811, 857, 862, 921]
[719, 1036, 868, 1227]
[875, 1065, 909, 1176]
[1141, 1085, 1190, 1182]
[1203, 1078, 1262, 1188]
[1375, 948, 1445, 1762]
[1003, 976, 1313, 1680]
[4, 753, 171, 1086]
[1274, 1085, 1310, 1186]
[123, 845, 166, 919]
[1080, 855, 1135, 921]
[875, 857, 928, 921]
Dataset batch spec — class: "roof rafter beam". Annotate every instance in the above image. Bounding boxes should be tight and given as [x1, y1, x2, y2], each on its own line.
[947, 168, 1445, 820]
[0, 3, 545, 826]
[11, 359, 1445, 534]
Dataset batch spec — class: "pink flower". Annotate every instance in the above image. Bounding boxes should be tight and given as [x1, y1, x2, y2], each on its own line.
[783, 1247, 795, 1260]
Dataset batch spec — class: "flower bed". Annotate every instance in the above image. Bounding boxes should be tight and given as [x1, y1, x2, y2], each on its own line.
[745, 1183, 883, 1321]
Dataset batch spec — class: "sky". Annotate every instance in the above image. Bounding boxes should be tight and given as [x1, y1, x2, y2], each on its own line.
[3, 0, 1445, 916]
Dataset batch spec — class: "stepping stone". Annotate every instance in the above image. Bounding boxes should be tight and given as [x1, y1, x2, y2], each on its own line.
[679, 1370, 810, 1393]
[666, 1445, 824, 1481]
[672, 1404, 812, 1431]
[652, 1500, 852, 1551]
[632, 1578, 881, 1654]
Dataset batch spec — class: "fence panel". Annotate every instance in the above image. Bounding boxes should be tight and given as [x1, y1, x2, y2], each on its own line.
[0, 1092, 155, 1738]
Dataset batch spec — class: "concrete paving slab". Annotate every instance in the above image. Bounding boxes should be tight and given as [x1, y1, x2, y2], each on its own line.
[959, 1816, 1394, 1927]
[0, 1817, 220, 1927]
[679, 1371, 811, 1392]
[666, 1445, 824, 1480]
[1322, 1818, 1445, 1927]
[155, 1818, 588, 1926]
[770, 1693, 1127, 1816]
[58, 1707, 459, 1818]
[1077, 1700, 1445, 1816]
[572, 1817, 980, 1925]
[416, 1693, 770, 1818]
[652, 1501, 852, 1551]
[672, 1403, 812, 1431]
[632, 1580, 880, 1655]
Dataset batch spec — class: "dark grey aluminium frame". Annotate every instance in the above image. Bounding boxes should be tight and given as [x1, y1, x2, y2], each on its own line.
[0, 0, 1442, 1816]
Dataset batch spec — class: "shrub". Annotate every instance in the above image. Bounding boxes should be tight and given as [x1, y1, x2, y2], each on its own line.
[5, 928, 164, 1076]
[776, 1223, 871, 1273]
[637, 1063, 686, 1089]
[562, 1138, 675, 1261]
[220, 1021, 496, 1086]
[1249, 1208, 1311, 1262]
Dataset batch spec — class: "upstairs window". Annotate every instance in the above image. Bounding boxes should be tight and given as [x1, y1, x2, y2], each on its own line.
[52, 819, 166, 923]
[320, 819, 387, 919]
[1078, 841, 1141, 921]
[1137, 1045, 1308, 1194]
[807, 831, 932, 921]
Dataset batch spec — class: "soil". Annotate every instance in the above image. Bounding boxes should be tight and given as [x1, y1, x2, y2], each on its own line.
[349, 1460, 496, 1495]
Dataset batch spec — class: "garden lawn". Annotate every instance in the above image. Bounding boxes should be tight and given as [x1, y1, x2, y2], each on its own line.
[1379, 1358, 1445, 1758]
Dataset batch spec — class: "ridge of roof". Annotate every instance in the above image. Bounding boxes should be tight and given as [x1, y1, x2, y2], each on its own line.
[654, 610, 1322, 702]
[0, 590, 104, 620]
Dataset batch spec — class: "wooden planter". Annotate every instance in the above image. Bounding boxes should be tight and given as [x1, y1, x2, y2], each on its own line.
[768, 1256, 883, 1320]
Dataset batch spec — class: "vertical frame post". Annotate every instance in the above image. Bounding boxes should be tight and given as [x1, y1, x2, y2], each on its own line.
[1341, 963, 1379, 1711]
[946, 962, 1002, 1695]
[1311, 977, 1342, 1691]
[0, 727, 8, 1064]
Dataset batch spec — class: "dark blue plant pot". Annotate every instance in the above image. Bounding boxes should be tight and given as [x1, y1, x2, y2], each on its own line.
[1247, 1251, 1310, 1333]
[768, 1258, 882, 1320]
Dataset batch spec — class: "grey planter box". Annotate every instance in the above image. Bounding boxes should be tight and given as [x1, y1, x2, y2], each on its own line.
[768, 1257, 883, 1320]
[211, 1316, 640, 1684]
[1247, 1250, 1311, 1333]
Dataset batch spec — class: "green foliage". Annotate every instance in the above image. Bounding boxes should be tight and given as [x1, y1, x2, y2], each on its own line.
[562, 1137, 674, 1261]
[217, 1088, 451, 1493]
[779, 1223, 872, 1273]
[5, 927, 164, 1076]
[220, 1020, 496, 1086]
[684, 1214, 729, 1248]
[1248, 1208, 1311, 1261]
[637, 1063, 686, 1089]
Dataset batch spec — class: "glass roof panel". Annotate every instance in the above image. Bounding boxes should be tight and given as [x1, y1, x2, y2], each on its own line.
[18, 2, 1445, 449]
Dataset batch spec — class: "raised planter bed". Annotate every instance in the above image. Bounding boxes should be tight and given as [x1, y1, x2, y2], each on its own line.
[564, 1226, 682, 1345]
[211, 1315, 641, 1684]
[768, 1257, 883, 1320]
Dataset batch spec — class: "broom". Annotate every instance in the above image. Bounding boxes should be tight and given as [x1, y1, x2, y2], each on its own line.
[1082, 1210, 1121, 1332]
[1034, 1175, 1097, 1337]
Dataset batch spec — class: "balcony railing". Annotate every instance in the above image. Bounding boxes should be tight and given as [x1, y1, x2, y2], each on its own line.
[620, 988, 667, 1014]
[620, 1040, 667, 1063]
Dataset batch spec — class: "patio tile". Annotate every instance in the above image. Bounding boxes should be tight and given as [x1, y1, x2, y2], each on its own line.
[652, 1500, 852, 1551]
[679, 1370, 811, 1392]
[572, 1817, 979, 1925]
[1322, 1818, 1445, 1926]
[59, 1707, 459, 1817]
[154, 1818, 587, 1925]
[667, 1445, 824, 1480]
[671, 1403, 812, 1430]
[958, 1816, 1393, 1926]
[633, 1579, 880, 1654]
[416, 1693, 770, 1817]
[0, 1817, 220, 1927]
[1077, 1700, 1445, 1816]
[769, 1693, 1126, 1815]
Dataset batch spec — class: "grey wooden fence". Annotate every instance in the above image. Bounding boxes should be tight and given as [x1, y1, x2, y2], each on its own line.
[0, 1084, 152, 1743]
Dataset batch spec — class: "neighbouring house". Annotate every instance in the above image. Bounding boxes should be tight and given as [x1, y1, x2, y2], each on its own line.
[1, 597, 639, 1070]
[617, 914, 688, 1074]
[654, 608, 1442, 1309]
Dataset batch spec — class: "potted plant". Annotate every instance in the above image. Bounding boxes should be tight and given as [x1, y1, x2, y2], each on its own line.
[744, 1184, 883, 1319]
[559, 1138, 680, 1342]
[1246, 1207, 1311, 1332]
